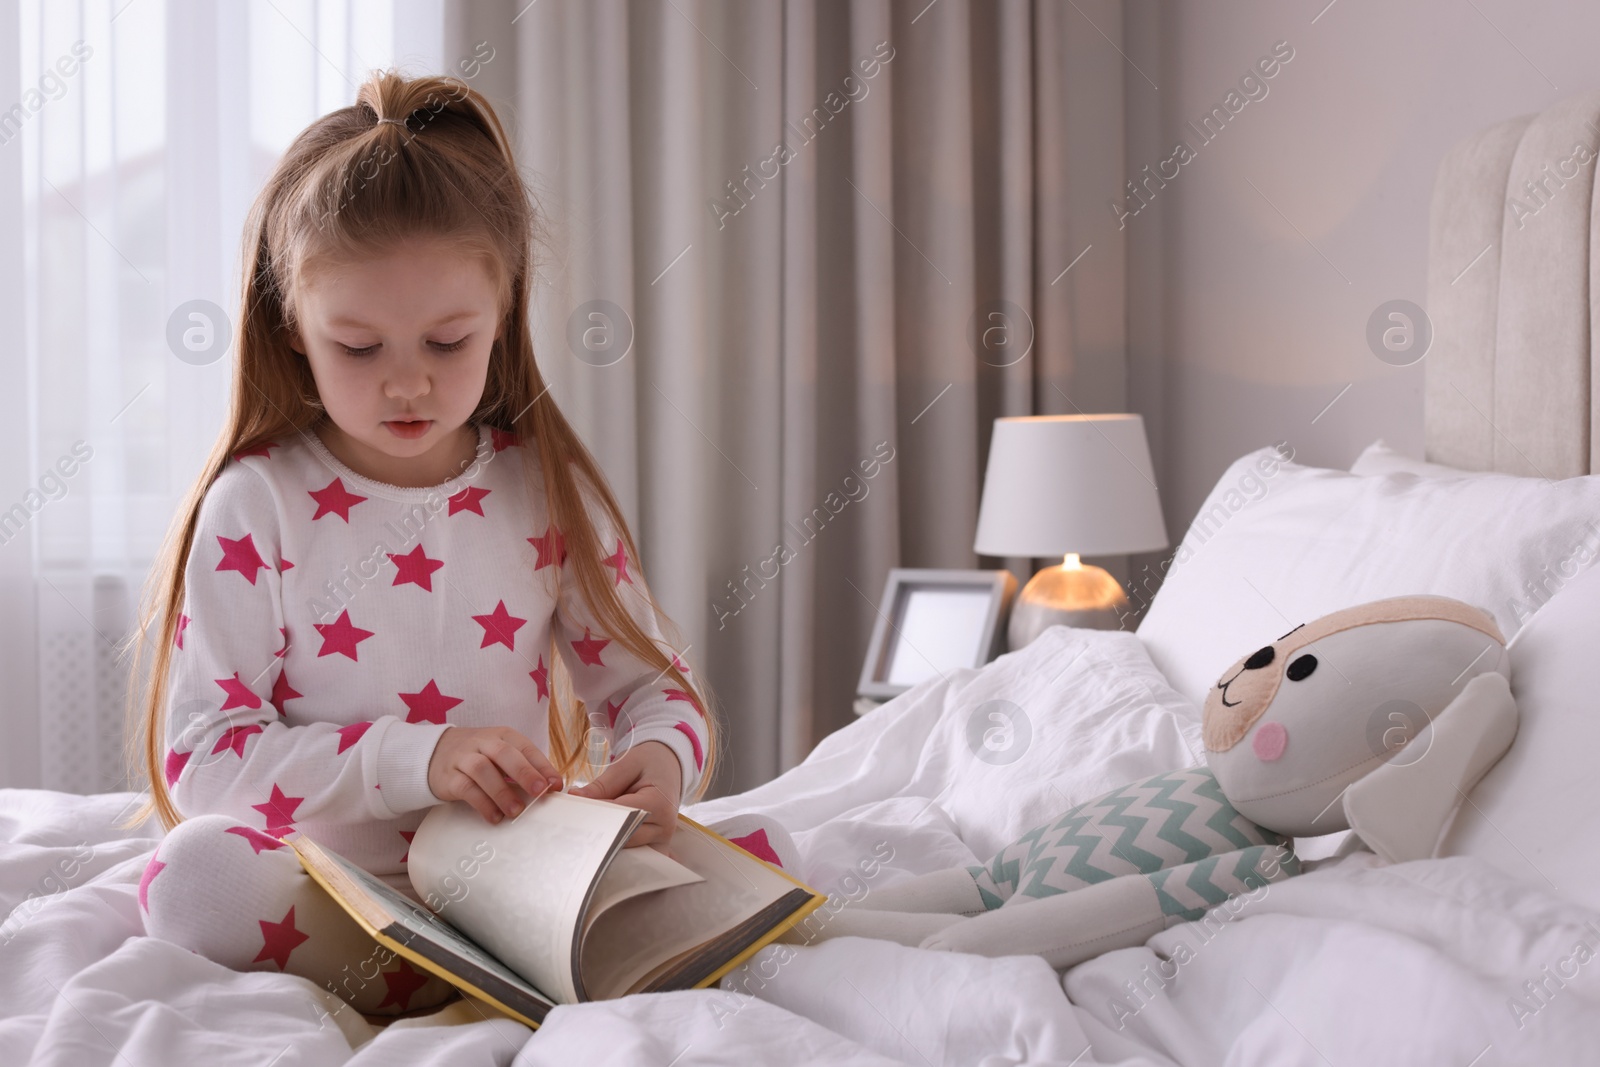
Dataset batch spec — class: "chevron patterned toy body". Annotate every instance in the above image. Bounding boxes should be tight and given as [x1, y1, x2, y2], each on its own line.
[787, 595, 1522, 969]
[966, 764, 1297, 916]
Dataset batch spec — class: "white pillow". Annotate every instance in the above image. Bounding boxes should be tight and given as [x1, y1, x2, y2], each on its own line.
[1439, 559, 1600, 910]
[1137, 445, 1600, 706]
[1349, 438, 1491, 478]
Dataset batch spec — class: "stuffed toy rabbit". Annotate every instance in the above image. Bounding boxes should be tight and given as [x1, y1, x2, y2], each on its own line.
[785, 595, 1519, 969]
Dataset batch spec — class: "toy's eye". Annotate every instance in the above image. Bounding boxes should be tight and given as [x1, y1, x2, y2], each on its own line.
[1244, 646, 1275, 670]
[1287, 654, 1318, 681]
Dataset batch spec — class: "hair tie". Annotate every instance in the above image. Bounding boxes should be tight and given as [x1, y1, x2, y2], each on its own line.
[375, 116, 408, 128]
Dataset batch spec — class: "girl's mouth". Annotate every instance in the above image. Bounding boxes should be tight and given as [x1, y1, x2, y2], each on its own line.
[385, 419, 432, 439]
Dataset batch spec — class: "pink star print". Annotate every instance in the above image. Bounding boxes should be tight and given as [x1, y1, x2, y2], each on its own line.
[605, 697, 627, 730]
[528, 524, 566, 570]
[335, 721, 373, 754]
[377, 958, 431, 1011]
[255, 904, 310, 970]
[277, 556, 294, 573]
[665, 688, 704, 717]
[529, 655, 549, 701]
[175, 614, 190, 651]
[473, 600, 526, 650]
[273, 627, 291, 659]
[399, 679, 464, 725]
[138, 853, 166, 913]
[490, 428, 521, 452]
[233, 440, 279, 461]
[571, 626, 610, 667]
[399, 830, 415, 863]
[212, 724, 263, 758]
[389, 544, 444, 591]
[448, 486, 490, 516]
[603, 538, 633, 586]
[673, 721, 704, 771]
[163, 748, 190, 788]
[728, 828, 783, 868]
[216, 672, 263, 711]
[225, 825, 287, 855]
[216, 533, 269, 585]
[314, 610, 374, 660]
[308, 478, 368, 522]
[270, 670, 302, 716]
[253, 784, 304, 837]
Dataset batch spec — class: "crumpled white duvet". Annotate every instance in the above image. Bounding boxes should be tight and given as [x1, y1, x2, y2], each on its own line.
[4, 626, 1599, 1065]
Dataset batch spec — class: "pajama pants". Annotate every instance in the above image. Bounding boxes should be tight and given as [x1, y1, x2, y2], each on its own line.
[139, 814, 459, 1017]
[139, 810, 802, 1018]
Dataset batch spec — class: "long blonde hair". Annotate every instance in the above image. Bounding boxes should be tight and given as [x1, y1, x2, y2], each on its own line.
[117, 69, 719, 833]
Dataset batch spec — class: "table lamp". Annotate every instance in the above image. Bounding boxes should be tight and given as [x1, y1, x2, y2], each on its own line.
[974, 414, 1168, 648]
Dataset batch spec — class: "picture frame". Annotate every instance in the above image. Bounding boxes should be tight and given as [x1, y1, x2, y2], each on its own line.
[855, 567, 1019, 703]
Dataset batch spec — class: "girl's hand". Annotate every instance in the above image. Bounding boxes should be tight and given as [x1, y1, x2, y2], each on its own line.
[427, 725, 565, 825]
[568, 740, 683, 847]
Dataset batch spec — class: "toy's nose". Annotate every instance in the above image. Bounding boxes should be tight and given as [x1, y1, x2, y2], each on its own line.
[1252, 721, 1288, 761]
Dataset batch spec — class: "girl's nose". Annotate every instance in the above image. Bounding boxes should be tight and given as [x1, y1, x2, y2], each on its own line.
[384, 356, 432, 399]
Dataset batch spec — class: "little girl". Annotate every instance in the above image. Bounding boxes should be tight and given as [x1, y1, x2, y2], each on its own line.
[117, 70, 778, 1021]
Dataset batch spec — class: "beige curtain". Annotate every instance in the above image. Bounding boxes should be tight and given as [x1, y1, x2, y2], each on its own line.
[446, 0, 1129, 796]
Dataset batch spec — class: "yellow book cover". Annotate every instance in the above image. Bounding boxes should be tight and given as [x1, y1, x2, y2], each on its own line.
[286, 793, 825, 1029]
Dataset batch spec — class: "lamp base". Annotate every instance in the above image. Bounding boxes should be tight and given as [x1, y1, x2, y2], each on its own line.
[1006, 562, 1128, 650]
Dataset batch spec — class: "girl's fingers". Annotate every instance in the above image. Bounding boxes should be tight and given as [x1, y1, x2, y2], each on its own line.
[510, 733, 564, 788]
[491, 743, 558, 799]
[468, 758, 536, 820]
[458, 780, 503, 824]
[613, 792, 677, 847]
[628, 817, 677, 847]
[625, 821, 667, 847]
[608, 788, 652, 811]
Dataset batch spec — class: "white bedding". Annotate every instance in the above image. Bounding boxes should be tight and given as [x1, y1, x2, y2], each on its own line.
[4, 626, 1599, 1065]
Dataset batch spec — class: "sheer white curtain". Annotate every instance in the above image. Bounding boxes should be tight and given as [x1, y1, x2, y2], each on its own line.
[0, 0, 453, 791]
[0, 0, 1130, 800]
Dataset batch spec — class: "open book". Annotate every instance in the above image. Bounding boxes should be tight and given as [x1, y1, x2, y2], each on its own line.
[284, 791, 824, 1028]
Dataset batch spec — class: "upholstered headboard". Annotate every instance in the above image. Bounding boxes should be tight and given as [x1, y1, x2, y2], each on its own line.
[1425, 90, 1600, 477]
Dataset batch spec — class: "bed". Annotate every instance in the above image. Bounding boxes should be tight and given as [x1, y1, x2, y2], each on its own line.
[9, 96, 1600, 1066]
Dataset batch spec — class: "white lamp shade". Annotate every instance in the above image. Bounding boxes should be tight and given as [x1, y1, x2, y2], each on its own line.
[974, 414, 1168, 557]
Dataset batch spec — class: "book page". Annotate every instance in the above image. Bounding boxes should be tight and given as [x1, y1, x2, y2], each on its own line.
[578, 819, 800, 1000]
[285, 832, 556, 1023]
[583, 844, 707, 938]
[406, 792, 640, 1005]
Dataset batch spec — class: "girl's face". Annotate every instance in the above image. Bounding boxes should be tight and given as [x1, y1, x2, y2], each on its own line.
[289, 234, 502, 488]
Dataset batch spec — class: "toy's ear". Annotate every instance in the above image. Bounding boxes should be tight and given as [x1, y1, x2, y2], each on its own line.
[1343, 671, 1519, 864]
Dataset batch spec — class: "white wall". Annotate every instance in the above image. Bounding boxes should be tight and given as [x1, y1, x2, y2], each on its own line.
[1123, 0, 1600, 550]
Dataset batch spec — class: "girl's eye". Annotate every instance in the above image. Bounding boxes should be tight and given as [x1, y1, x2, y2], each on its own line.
[338, 338, 468, 357]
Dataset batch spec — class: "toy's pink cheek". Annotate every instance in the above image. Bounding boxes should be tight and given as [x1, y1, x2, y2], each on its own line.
[1252, 722, 1288, 761]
